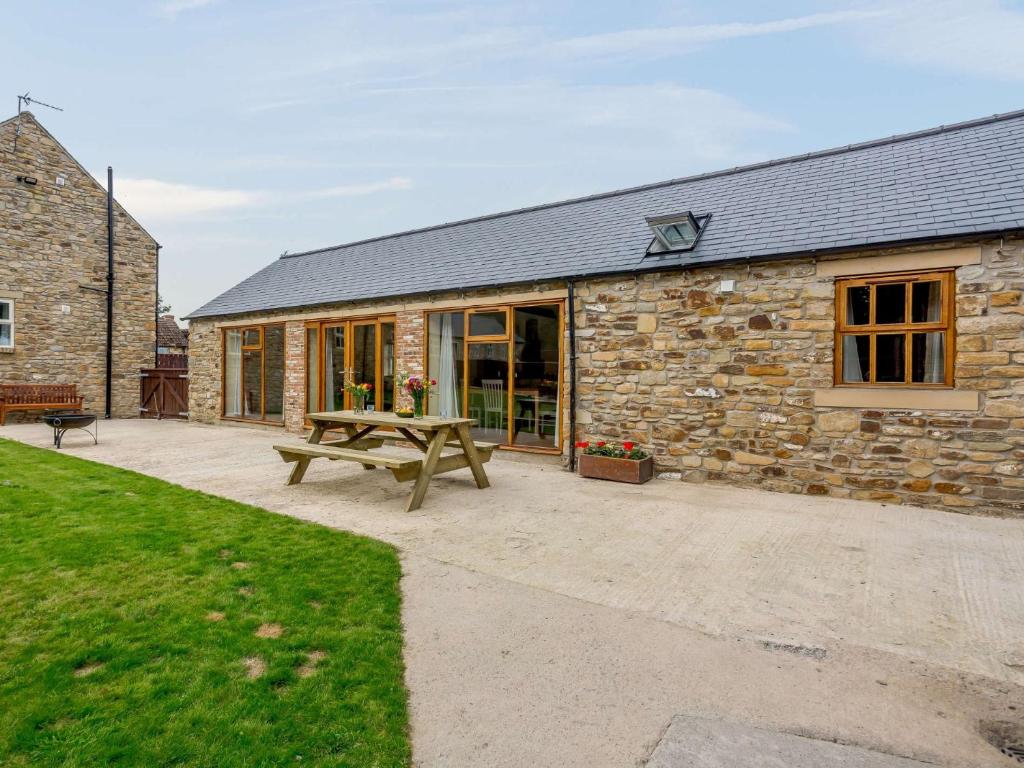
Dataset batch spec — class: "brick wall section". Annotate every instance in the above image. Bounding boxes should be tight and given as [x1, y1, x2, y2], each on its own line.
[395, 310, 424, 408]
[0, 112, 157, 419]
[575, 238, 1023, 517]
[284, 320, 305, 431]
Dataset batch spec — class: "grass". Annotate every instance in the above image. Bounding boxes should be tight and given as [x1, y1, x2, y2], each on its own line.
[0, 439, 410, 767]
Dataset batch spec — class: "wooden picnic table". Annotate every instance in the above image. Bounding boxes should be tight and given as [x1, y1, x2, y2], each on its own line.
[273, 411, 492, 513]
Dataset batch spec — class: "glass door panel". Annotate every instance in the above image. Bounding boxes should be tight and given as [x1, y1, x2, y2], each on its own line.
[467, 342, 508, 444]
[305, 327, 318, 414]
[263, 325, 285, 422]
[427, 312, 465, 417]
[380, 322, 395, 412]
[352, 324, 376, 410]
[511, 305, 560, 448]
[242, 349, 262, 419]
[323, 325, 346, 410]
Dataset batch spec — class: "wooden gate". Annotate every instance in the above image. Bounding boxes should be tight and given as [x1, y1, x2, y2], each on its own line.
[140, 368, 188, 419]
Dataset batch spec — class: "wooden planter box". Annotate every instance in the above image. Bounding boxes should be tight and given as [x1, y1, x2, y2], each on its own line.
[577, 453, 654, 484]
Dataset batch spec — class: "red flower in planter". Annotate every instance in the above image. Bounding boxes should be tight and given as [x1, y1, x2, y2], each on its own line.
[624, 441, 634, 451]
[575, 441, 589, 449]
[597, 441, 606, 447]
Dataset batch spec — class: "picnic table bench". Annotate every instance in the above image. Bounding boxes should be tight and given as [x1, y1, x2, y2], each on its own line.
[273, 411, 494, 512]
[0, 384, 83, 425]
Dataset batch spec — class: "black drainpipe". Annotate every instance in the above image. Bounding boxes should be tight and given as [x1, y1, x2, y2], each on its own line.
[105, 166, 114, 419]
[567, 279, 578, 471]
[154, 243, 162, 367]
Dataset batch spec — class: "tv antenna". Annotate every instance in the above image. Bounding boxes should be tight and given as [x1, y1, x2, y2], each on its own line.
[11, 91, 64, 153]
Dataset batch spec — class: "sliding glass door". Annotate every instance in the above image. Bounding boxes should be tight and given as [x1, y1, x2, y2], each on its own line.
[306, 317, 396, 414]
[426, 301, 562, 451]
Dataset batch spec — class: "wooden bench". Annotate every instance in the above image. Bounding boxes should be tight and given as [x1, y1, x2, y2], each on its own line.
[274, 443, 424, 482]
[0, 384, 84, 425]
[372, 431, 498, 459]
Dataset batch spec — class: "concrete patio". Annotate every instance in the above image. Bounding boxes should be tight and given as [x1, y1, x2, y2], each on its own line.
[3, 419, 1023, 767]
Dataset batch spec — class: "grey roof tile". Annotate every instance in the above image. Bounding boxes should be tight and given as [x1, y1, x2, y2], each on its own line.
[189, 109, 1024, 319]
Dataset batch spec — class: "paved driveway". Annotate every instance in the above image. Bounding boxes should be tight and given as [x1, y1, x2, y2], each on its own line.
[4, 419, 1023, 767]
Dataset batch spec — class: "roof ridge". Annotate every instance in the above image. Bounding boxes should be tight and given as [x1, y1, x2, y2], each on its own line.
[280, 107, 1024, 260]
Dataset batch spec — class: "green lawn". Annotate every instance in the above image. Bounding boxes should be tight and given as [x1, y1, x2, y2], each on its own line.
[0, 439, 410, 767]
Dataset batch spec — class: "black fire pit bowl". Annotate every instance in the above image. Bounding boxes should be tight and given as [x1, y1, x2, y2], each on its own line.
[42, 412, 98, 449]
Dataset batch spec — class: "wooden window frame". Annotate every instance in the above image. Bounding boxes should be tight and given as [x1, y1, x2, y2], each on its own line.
[834, 269, 955, 388]
[423, 299, 566, 455]
[220, 322, 286, 425]
[0, 298, 13, 350]
[466, 307, 510, 341]
[303, 315, 397, 420]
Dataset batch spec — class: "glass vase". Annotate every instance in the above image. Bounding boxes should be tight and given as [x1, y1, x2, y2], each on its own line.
[412, 392, 425, 418]
[352, 394, 366, 415]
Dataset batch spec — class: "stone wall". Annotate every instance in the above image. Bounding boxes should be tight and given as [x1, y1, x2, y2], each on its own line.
[0, 112, 157, 419]
[575, 238, 1023, 517]
[187, 237, 1023, 517]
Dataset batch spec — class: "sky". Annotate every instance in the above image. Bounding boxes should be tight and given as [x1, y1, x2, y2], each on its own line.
[4, 0, 1024, 319]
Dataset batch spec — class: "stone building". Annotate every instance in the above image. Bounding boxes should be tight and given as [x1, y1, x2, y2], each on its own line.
[186, 110, 1024, 517]
[0, 111, 159, 418]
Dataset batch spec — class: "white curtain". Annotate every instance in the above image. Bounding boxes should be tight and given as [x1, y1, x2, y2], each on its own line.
[842, 336, 864, 383]
[923, 333, 945, 383]
[225, 330, 242, 416]
[439, 314, 460, 418]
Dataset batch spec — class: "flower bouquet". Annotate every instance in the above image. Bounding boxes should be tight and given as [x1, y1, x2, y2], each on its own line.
[343, 381, 373, 414]
[401, 375, 436, 418]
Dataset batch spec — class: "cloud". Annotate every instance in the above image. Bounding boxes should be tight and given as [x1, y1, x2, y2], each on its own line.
[309, 177, 414, 198]
[157, 0, 215, 20]
[539, 10, 886, 61]
[99, 176, 265, 221]
[856, 0, 1024, 81]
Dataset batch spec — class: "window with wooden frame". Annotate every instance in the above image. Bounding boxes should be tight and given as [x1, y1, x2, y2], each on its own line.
[835, 270, 954, 387]
[0, 299, 13, 350]
[222, 323, 285, 422]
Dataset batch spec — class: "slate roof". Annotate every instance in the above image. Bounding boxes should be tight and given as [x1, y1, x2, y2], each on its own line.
[188, 109, 1024, 319]
[157, 315, 188, 348]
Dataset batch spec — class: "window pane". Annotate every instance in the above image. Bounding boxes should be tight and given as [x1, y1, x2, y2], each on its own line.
[875, 335, 906, 383]
[263, 326, 285, 422]
[427, 312, 465, 418]
[242, 349, 262, 418]
[0, 323, 10, 347]
[911, 281, 942, 323]
[912, 332, 945, 383]
[381, 322, 395, 412]
[0, 302, 10, 321]
[324, 327, 346, 411]
[469, 311, 506, 337]
[841, 335, 870, 383]
[845, 286, 870, 325]
[243, 328, 260, 347]
[306, 327, 318, 413]
[352, 325, 376, 409]
[468, 342, 508, 444]
[512, 305, 561, 449]
[224, 330, 242, 416]
[874, 283, 906, 324]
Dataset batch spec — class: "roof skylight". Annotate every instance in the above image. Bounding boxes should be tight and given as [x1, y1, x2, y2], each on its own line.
[645, 211, 708, 255]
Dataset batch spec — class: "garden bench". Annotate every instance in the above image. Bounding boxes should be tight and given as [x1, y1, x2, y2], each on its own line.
[0, 384, 83, 425]
[372, 430, 497, 458]
[273, 443, 424, 482]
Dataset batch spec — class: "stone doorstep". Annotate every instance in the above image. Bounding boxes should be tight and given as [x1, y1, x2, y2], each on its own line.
[645, 716, 935, 768]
